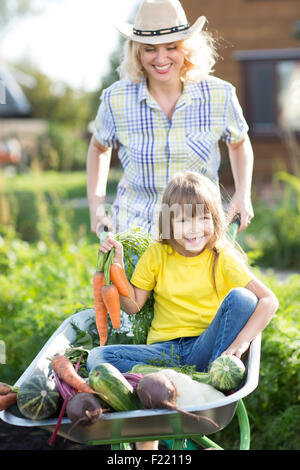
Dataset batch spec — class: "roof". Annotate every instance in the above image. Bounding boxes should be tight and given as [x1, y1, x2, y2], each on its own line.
[0, 65, 31, 117]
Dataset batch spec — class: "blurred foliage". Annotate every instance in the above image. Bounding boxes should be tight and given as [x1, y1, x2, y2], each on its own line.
[2, 167, 122, 198]
[213, 271, 300, 450]
[238, 171, 300, 270]
[0, 168, 122, 243]
[11, 33, 125, 171]
[36, 123, 88, 171]
[0, 233, 97, 385]
[0, 0, 51, 29]
[22, 66, 92, 127]
[88, 39, 125, 119]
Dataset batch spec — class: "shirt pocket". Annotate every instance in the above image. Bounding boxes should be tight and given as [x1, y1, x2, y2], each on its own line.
[185, 131, 215, 171]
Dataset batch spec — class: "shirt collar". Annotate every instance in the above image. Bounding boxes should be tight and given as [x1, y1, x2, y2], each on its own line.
[138, 78, 193, 109]
[138, 78, 148, 103]
[177, 80, 192, 107]
[184, 79, 207, 100]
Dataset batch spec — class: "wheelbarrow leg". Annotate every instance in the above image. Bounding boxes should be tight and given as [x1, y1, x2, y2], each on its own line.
[192, 399, 251, 450]
[171, 439, 186, 450]
[236, 399, 250, 450]
[162, 399, 251, 450]
[111, 442, 132, 450]
[191, 435, 224, 450]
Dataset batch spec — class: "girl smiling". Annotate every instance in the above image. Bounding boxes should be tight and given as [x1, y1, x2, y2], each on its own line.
[88, 172, 278, 371]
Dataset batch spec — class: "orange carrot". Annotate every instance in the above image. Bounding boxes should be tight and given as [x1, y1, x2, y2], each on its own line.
[109, 263, 130, 297]
[51, 355, 95, 394]
[109, 263, 141, 312]
[93, 271, 108, 346]
[102, 284, 121, 330]
[0, 392, 17, 411]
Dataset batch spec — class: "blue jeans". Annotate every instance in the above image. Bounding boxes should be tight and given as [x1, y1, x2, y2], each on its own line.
[87, 287, 258, 373]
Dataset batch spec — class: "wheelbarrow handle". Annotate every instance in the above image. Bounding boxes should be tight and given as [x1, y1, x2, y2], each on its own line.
[96, 224, 110, 241]
[228, 214, 241, 241]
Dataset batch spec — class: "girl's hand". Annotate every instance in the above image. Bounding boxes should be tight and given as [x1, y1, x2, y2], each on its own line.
[99, 233, 123, 266]
[221, 341, 250, 359]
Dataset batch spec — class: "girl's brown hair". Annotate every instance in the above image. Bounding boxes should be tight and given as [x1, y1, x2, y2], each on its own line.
[158, 172, 245, 296]
[158, 171, 226, 250]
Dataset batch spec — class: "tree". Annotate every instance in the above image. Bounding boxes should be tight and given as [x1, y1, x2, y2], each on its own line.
[18, 62, 92, 127]
[89, 37, 126, 119]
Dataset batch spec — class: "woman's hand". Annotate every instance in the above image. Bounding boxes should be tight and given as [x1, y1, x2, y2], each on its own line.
[99, 233, 123, 266]
[86, 137, 113, 234]
[227, 192, 254, 232]
[95, 212, 114, 237]
[227, 135, 254, 232]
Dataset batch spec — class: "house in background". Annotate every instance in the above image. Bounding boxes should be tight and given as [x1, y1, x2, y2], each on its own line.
[0, 64, 31, 118]
[182, 0, 300, 187]
[0, 62, 47, 168]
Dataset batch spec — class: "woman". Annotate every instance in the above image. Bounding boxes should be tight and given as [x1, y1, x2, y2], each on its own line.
[87, 0, 254, 238]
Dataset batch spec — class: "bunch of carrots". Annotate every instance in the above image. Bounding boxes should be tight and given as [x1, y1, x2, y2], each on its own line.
[93, 232, 134, 346]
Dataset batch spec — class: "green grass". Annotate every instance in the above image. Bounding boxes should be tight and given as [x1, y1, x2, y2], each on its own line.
[3, 167, 123, 200]
[0, 167, 123, 243]
[69, 206, 96, 244]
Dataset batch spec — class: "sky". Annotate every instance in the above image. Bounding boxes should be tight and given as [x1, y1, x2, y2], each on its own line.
[1, 0, 139, 91]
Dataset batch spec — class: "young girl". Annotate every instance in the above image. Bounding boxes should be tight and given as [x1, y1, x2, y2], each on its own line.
[87, 171, 278, 450]
[87, 172, 278, 374]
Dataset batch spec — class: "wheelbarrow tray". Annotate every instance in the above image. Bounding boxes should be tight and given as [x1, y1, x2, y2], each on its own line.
[0, 309, 261, 445]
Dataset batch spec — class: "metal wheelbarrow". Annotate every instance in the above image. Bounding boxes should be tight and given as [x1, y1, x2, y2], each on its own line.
[0, 307, 261, 450]
[0, 217, 261, 450]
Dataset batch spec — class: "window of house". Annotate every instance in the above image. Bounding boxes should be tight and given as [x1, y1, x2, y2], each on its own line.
[235, 49, 300, 138]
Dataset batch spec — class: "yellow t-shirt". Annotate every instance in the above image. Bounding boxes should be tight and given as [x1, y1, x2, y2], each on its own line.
[130, 242, 254, 345]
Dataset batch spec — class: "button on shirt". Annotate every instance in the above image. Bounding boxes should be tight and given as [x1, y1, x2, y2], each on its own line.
[93, 76, 248, 237]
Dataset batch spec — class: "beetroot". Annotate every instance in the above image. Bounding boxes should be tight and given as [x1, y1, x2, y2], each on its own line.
[122, 373, 144, 390]
[137, 372, 177, 409]
[66, 393, 106, 427]
[137, 372, 219, 429]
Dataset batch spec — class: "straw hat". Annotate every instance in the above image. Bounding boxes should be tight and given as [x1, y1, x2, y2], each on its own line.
[116, 0, 206, 45]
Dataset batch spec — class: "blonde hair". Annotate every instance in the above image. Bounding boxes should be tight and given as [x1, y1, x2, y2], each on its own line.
[118, 31, 219, 83]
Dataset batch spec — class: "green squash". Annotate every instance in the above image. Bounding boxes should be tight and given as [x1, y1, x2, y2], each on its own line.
[17, 374, 61, 420]
[209, 356, 246, 391]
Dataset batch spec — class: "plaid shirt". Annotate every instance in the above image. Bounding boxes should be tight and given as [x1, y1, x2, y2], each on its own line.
[94, 77, 248, 236]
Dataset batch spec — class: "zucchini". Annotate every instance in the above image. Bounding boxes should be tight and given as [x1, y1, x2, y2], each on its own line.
[131, 364, 164, 374]
[132, 358, 246, 392]
[88, 363, 141, 411]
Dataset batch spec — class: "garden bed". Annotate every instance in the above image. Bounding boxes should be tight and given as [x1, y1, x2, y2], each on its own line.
[0, 418, 107, 450]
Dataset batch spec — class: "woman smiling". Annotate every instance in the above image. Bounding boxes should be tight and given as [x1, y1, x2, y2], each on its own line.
[87, 0, 254, 238]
